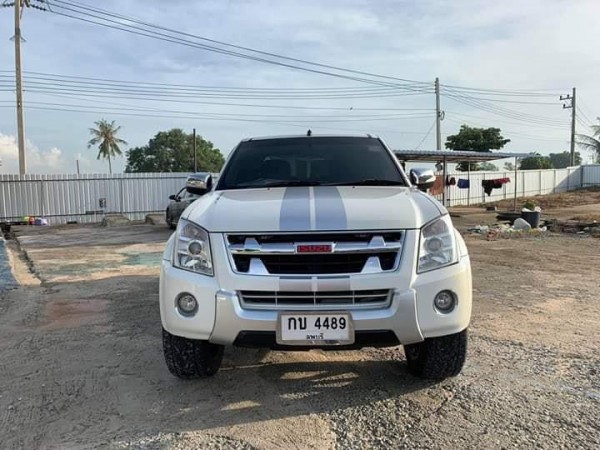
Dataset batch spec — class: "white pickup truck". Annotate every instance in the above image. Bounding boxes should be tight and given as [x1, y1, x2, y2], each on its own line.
[159, 135, 472, 379]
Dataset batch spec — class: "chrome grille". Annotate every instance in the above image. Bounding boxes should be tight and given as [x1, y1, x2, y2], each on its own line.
[239, 289, 392, 310]
[226, 232, 404, 275]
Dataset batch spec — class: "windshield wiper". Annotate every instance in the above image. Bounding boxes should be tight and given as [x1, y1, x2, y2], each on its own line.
[262, 180, 322, 188]
[327, 179, 405, 186]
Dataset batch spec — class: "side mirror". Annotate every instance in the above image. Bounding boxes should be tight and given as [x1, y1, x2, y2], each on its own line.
[186, 172, 212, 196]
[168, 194, 178, 201]
[409, 168, 436, 192]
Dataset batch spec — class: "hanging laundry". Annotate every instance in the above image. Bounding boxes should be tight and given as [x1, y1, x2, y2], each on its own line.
[430, 175, 445, 195]
[482, 178, 510, 196]
[445, 176, 456, 186]
[457, 179, 470, 189]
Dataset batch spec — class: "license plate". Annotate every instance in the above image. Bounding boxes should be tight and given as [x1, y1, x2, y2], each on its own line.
[276, 312, 354, 345]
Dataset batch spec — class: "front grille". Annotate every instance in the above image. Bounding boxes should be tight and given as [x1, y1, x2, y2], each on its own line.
[233, 253, 397, 275]
[226, 232, 404, 275]
[227, 232, 403, 245]
[239, 289, 392, 310]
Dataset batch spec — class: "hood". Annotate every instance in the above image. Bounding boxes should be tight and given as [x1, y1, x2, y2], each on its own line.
[184, 186, 444, 233]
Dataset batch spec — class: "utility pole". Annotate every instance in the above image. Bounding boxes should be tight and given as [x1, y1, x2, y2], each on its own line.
[192, 128, 197, 172]
[560, 87, 576, 166]
[4, 1, 48, 174]
[14, 0, 26, 174]
[435, 77, 441, 150]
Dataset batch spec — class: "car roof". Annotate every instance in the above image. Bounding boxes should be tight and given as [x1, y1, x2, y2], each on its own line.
[240, 133, 379, 142]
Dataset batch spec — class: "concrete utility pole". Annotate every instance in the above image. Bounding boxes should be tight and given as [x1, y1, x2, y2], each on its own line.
[569, 87, 576, 167]
[14, 0, 26, 174]
[560, 87, 577, 166]
[193, 128, 197, 172]
[435, 77, 441, 150]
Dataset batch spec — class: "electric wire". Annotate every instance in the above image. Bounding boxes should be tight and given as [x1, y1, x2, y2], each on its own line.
[51, 0, 430, 87]
[47, 1, 432, 91]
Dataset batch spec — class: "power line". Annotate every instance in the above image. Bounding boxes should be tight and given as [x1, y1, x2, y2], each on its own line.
[443, 96, 560, 105]
[0, 77, 430, 99]
[445, 110, 568, 131]
[0, 99, 433, 120]
[576, 105, 594, 127]
[575, 115, 591, 130]
[444, 88, 567, 124]
[444, 117, 569, 143]
[0, 103, 439, 137]
[440, 83, 564, 97]
[47, 0, 432, 90]
[0, 102, 432, 122]
[443, 90, 568, 127]
[414, 120, 436, 150]
[0, 72, 421, 94]
[577, 99, 597, 125]
[51, 0, 430, 86]
[25, 90, 434, 112]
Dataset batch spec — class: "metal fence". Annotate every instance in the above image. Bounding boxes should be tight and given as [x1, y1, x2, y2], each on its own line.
[0, 173, 189, 225]
[1, 165, 599, 224]
[437, 165, 600, 207]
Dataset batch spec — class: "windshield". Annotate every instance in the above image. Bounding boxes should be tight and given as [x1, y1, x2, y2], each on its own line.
[216, 137, 406, 190]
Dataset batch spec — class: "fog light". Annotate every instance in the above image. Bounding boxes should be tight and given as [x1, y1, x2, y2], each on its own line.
[434, 290, 456, 313]
[176, 293, 198, 316]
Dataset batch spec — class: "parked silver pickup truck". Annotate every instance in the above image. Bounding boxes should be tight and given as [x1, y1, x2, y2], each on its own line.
[159, 135, 472, 379]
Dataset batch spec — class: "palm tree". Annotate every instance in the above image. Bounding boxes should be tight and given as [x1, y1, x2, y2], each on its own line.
[576, 118, 600, 163]
[87, 119, 127, 174]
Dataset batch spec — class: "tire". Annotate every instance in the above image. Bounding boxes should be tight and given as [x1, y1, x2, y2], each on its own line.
[162, 328, 224, 378]
[166, 209, 176, 230]
[404, 329, 467, 379]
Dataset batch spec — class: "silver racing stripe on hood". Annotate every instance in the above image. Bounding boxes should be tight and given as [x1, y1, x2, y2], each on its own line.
[314, 186, 348, 230]
[279, 187, 311, 231]
[279, 186, 348, 231]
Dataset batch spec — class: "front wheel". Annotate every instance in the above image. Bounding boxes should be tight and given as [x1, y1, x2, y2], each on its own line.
[162, 328, 224, 378]
[166, 209, 175, 230]
[404, 329, 467, 379]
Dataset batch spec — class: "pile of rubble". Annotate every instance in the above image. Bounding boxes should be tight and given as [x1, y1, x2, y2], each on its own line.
[467, 216, 600, 240]
[467, 222, 548, 241]
[546, 219, 600, 237]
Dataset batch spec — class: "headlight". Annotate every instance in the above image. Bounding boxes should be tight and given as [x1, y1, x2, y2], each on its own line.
[173, 219, 213, 276]
[417, 215, 458, 273]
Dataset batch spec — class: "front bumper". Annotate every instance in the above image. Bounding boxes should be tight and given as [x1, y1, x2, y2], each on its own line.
[159, 230, 472, 347]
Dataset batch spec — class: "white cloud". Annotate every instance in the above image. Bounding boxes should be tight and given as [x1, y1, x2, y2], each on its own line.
[0, 132, 66, 174]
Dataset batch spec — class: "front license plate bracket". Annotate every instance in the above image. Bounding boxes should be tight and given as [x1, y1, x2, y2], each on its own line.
[276, 312, 355, 346]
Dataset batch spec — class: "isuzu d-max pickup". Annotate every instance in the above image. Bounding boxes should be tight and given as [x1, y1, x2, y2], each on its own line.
[159, 135, 471, 379]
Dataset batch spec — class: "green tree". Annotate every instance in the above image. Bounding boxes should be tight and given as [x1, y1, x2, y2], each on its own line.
[478, 162, 498, 171]
[519, 154, 554, 170]
[504, 162, 515, 171]
[87, 119, 127, 174]
[125, 129, 225, 173]
[576, 118, 600, 163]
[548, 151, 582, 168]
[445, 125, 510, 171]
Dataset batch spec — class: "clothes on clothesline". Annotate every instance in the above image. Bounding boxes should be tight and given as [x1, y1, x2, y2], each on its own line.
[445, 176, 456, 186]
[482, 177, 511, 196]
[430, 175, 445, 195]
[457, 179, 470, 189]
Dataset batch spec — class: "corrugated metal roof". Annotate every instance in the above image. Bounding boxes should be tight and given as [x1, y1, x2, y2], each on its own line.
[393, 149, 532, 162]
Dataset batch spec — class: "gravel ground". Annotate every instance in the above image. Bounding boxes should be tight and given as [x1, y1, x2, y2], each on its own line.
[0, 223, 598, 449]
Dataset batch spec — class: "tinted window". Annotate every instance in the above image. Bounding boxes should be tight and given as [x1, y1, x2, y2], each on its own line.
[217, 137, 405, 190]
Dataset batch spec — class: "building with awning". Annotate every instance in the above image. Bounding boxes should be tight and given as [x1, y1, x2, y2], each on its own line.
[394, 149, 534, 210]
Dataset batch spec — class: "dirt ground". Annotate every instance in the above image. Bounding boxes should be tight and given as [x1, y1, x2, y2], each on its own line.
[0, 211, 599, 449]
[484, 187, 600, 211]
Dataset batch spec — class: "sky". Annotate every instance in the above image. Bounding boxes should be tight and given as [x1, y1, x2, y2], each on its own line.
[0, 0, 599, 174]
